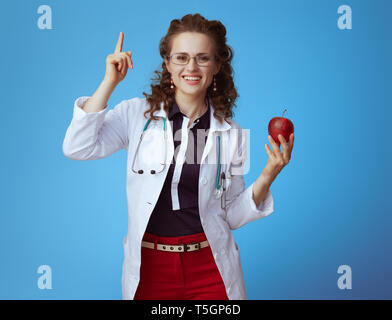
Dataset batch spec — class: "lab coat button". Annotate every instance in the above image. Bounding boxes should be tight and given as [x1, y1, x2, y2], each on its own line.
[200, 177, 207, 185]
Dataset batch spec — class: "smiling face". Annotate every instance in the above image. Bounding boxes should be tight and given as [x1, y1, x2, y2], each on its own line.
[165, 32, 221, 100]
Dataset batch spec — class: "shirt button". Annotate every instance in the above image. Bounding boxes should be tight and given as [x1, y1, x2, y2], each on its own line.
[200, 177, 207, 185]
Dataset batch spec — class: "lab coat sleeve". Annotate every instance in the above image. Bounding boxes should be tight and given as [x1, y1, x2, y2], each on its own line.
[224, 128, 274, 230]
[62, 96, 129, 160]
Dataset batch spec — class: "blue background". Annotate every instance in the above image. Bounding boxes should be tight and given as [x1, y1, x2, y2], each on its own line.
[1, 0, 390, 299]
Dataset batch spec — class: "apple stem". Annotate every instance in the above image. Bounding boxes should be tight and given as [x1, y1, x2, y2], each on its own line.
[282, 109, 287, 118]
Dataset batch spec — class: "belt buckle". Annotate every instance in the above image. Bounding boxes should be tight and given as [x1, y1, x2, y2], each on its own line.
[184, 242, 201, 252]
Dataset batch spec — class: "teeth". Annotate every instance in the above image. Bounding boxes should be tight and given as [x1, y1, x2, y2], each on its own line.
[184, 76, 201, 81]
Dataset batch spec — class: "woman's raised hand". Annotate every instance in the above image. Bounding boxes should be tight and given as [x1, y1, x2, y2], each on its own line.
[104, 32, 133, 86]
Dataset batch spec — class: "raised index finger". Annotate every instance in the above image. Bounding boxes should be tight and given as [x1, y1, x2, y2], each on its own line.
[115, 32, 124, 53]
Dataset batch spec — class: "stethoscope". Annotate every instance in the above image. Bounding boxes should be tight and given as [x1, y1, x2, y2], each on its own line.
[131, 117, 227, 209]
[131, 116, 168, 175]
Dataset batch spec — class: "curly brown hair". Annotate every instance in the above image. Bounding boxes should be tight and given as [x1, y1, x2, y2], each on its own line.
[142, 13, 238, 124]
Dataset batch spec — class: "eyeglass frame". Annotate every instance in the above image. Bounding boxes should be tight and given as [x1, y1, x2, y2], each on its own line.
[165, 52, 219, 66]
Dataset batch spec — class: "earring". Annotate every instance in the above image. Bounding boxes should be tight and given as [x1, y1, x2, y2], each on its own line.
[170, 79, 174, 89]
[213, 76, 217, 92]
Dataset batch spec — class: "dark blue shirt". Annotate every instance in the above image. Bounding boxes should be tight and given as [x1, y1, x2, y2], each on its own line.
[145, 98, 211, 237]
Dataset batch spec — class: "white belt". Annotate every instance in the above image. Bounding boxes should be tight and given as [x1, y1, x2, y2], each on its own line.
[141, 240, 209, 252]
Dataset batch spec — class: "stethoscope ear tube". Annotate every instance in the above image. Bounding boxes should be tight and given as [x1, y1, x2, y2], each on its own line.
[215, 135, 221, 190]
[215, 133, 227, 209]
[131, 117, 168, 175]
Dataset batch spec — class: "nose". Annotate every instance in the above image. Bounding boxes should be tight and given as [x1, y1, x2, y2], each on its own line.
[186, 57, 199, 71]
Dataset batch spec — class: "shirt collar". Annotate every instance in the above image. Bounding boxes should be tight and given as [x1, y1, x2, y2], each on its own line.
[154, 97, 231, 132]
[169, 97, 210, 124]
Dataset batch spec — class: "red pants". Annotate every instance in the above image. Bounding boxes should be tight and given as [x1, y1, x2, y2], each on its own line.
[134, 232, 229, 300]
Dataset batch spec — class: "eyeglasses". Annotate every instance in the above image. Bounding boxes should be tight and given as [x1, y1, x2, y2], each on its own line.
[167, 53, 216, 66]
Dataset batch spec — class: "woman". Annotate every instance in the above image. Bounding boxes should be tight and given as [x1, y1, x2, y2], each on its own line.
[63, 14, 294, 300]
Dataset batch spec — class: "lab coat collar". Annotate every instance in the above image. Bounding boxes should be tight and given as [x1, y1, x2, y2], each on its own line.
[207, 97, 232, 132]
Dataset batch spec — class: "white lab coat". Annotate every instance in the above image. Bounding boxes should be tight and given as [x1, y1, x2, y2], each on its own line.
[62, 96, 274, 300]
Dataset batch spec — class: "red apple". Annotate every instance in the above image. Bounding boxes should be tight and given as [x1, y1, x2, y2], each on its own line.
[268, 109, 294, 147]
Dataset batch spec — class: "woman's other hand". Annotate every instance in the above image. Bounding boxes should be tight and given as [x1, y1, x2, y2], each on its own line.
[263, 133, 294, 181]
